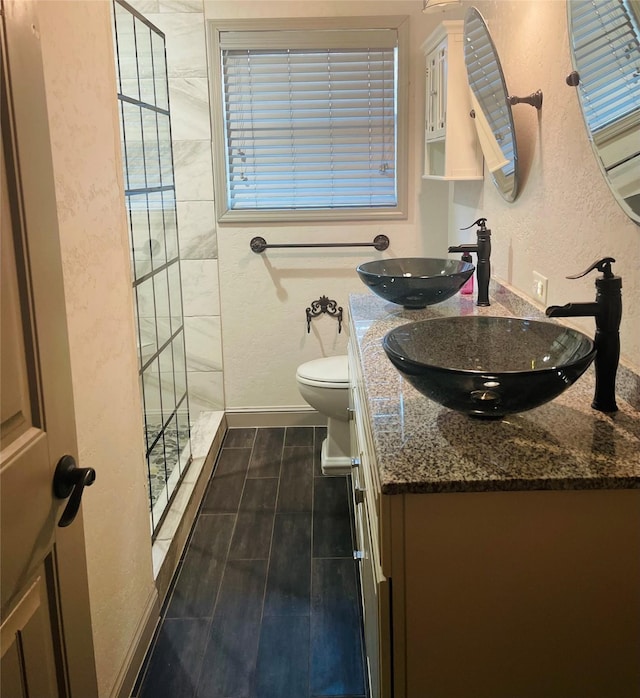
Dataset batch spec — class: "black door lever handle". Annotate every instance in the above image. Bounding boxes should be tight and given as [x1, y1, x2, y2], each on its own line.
[53, 455, 96, 528]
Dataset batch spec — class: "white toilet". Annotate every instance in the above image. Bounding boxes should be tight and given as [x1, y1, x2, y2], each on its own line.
[296, 355, 350, 475]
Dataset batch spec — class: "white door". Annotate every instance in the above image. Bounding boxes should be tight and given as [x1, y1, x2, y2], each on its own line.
[0, 2, 98, 696]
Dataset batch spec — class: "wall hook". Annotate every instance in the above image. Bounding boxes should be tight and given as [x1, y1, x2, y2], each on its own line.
[306, 296, 343, 334]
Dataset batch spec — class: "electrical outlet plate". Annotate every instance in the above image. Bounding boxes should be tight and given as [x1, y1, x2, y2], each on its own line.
[532, 271, 548, 305]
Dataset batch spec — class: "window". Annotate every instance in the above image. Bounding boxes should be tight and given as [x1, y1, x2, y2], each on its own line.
[209, 17, 408, 222]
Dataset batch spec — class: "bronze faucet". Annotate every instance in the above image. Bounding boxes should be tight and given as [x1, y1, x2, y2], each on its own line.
[448, 218, 491, 306]
[545, 257, 621, 412]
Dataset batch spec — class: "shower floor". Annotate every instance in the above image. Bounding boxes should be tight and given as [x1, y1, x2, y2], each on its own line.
[146, 421, 191, 512]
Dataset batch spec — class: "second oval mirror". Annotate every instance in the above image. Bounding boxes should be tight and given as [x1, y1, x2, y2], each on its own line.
[567, 0, 640, 225]
[464, 7, 519, 202]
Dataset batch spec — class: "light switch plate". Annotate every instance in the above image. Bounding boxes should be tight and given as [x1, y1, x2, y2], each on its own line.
[532, 271, 548, 305]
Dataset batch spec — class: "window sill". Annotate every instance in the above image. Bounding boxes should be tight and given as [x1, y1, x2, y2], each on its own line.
[216, 206, 408, 225]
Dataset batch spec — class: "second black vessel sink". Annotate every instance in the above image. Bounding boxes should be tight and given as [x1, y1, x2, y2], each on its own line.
[383, 316, 596, 417]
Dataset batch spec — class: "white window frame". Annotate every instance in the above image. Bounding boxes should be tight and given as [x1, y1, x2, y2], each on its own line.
[208, 16, 409, 223]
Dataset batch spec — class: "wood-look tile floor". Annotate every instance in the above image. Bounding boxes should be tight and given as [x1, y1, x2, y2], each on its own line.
[134, 427, 368, 698]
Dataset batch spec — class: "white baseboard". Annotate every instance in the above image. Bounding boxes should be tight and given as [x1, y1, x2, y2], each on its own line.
[225, 406, 326, 428]
[113, 587, 159, 698]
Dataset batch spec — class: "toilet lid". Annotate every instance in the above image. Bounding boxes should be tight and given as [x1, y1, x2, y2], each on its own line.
[296, 355, 349, 388]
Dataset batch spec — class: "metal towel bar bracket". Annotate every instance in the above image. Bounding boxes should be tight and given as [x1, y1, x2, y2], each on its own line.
[250, 234, 389, 254]
[508, 89, 543, 109]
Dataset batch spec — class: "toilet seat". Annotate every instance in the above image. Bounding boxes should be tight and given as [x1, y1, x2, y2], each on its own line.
[296, 356, 349, 389]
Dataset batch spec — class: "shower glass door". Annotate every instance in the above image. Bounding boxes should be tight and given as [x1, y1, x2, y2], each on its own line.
[112, 0, 191, 534]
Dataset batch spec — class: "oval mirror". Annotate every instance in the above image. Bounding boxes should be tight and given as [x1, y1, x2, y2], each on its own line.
[464, 7, 519, 202]
[567, 0, 640, 225]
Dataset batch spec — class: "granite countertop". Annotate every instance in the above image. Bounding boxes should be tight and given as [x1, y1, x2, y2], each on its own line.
[349, 281, 640, 495]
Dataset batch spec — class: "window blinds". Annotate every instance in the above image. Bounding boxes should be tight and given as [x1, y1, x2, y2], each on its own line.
[571, 0, 640, 133]
[219, 29, 398, 211]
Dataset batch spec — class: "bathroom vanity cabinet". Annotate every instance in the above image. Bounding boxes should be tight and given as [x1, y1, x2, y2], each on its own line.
[348, 289, 640, 698]
[348, 346, 391, 698]
[422, 21, 483, 180]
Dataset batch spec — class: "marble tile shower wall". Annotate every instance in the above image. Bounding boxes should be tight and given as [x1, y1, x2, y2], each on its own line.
[131, 0, 223, 420]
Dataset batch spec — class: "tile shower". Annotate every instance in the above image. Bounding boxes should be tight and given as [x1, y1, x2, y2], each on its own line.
[113, 0, 193, 531]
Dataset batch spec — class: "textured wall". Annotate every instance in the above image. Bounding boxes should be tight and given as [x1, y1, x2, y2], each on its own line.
[38, 2, 156, 695]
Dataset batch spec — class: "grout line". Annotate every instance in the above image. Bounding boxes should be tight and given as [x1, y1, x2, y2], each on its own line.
[251, 428, 284, 695]
[190, 442, 248, 695]
[308, 426, 318, 698]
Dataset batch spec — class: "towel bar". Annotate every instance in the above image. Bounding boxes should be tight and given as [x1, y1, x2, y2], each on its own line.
[250, 235, 389, 254]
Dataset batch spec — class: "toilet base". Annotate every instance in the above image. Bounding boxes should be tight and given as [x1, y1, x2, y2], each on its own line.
[320, 416, 351, 476]
[321, 438, 351, 476]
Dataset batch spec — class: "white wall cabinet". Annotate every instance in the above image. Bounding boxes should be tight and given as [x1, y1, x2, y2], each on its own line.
[422, 21, 483, 180]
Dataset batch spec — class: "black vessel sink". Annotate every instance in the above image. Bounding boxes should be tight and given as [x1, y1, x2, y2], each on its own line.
[383, 316, 596, 417]
[356, 258, 474, 309]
